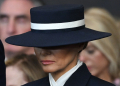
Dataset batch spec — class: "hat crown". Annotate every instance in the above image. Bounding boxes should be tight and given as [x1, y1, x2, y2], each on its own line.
[30, 4, 84, 23]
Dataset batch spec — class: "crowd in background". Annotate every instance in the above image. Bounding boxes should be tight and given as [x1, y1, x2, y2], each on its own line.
[0, 0, 120, 86]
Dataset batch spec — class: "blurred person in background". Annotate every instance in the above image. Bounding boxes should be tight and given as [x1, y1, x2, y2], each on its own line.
[6, 54, 47, 86]
[79, 8, 120, 86]
[0, 0, 42, 59]
[115, 16, 120, 86]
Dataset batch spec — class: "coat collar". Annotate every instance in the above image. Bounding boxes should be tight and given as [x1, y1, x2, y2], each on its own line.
[64, 63, 91, 86]
[36, 63, 91, 86]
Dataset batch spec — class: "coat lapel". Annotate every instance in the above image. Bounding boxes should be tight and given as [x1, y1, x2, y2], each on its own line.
[64, 63, 91, 86]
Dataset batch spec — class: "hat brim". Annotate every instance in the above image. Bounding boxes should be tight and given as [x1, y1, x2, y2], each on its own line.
[5, 28, 111, 47]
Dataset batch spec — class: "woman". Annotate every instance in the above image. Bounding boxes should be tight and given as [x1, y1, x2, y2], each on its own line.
[80, 8, 120, 85]
[5, 5, 114, 86]
[6, 54, 47, 86]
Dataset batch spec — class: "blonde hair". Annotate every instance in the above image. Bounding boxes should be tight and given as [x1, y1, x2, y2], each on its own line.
[6, 54, 47, 82]
[85, 8, 120, 80]
[116, 18, 120, 49]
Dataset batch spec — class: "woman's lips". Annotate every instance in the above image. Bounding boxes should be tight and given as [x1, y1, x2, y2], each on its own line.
[41, 60, 55, 65]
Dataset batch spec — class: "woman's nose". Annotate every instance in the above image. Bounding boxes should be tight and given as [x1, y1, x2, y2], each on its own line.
[40, 49, 51, 56]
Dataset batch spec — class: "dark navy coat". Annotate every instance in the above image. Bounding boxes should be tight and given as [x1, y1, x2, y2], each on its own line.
[0, 40, 6, 86]
[23, 63, 115, 86]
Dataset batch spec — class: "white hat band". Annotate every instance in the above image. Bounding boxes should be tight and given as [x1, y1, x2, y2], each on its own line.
[31, 19, 85, 30]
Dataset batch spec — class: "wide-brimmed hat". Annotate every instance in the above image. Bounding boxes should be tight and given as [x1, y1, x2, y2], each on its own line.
[5, 4, 111, 47]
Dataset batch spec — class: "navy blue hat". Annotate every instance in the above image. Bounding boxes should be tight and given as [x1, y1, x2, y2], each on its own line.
[5, 4, 111, 47]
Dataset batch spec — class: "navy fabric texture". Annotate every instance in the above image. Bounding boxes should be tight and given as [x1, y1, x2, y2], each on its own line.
[5, 4, 111, 47]
[30, 5, 84, 23]
[22, 63, 115, 86]
[6, 28, 111, 47]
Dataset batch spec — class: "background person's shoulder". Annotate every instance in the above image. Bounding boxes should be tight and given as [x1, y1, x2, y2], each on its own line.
[87, 76, 115, 86]
[22, 76, 49, 86]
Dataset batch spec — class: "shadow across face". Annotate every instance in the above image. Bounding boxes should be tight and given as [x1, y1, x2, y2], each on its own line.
[34, 43, 86, 73]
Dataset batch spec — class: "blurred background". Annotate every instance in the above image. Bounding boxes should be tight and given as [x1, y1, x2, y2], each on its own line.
[0, 0, 120, 16]
[42, 0, 120, 17]
[0, 0, 120, 86]
[0, 0, 118, 17]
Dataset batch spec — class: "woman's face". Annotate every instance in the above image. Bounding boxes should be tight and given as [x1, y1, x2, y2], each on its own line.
[79, 42, 109, 76]
[6, 66, 28, 86]
[34, 44, 83, 73]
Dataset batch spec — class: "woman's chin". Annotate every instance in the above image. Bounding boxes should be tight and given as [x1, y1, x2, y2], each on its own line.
[42, 67, 57, 73]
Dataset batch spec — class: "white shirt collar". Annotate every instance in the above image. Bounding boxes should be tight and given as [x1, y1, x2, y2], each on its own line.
[49, 60, 83, 86]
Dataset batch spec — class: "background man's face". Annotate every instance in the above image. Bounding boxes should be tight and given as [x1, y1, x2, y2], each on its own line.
[0, 0, 34, 58]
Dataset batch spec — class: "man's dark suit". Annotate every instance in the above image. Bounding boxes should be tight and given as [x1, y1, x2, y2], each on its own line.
[0, 40, 6, 86]
[23, 63, 115, 86]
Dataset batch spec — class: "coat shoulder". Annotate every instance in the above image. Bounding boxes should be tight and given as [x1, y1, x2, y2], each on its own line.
[22, 77, 48, 86]
[87, 76, 115, 86]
